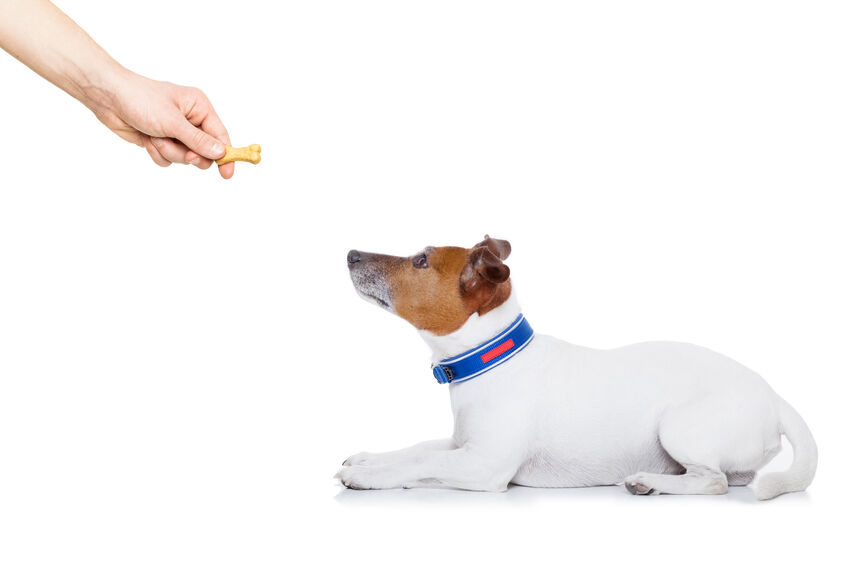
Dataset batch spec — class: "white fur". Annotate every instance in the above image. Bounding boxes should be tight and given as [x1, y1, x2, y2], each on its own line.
[339, 292, 817, 499]
[349, 261, 394, 311]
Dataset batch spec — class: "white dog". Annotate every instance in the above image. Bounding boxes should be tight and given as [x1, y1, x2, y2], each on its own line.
[339, 236, 817, 499]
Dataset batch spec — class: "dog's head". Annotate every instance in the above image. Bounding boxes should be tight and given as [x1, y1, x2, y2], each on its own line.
[347, 236, 512, 335]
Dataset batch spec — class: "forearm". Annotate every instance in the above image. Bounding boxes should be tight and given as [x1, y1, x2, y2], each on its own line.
[0, 0, 127, 109]
[1, 0, 233, 176]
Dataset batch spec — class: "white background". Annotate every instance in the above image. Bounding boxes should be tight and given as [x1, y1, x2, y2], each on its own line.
[1, 1, 846, 563]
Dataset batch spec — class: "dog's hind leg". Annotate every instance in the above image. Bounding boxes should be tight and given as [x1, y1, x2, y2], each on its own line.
[624, 402, 730, 496]
[623, 396, 775, 496]
[624, 464, 728, 495]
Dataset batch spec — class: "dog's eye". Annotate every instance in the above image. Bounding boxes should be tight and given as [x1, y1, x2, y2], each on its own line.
[412, 253, 429, 269]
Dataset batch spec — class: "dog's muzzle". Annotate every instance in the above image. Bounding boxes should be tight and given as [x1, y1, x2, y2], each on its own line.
[347, 250, 393, 310]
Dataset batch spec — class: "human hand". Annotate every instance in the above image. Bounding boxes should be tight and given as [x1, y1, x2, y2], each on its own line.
[87, 71, 234, 179]
[1, 1, 237, 178]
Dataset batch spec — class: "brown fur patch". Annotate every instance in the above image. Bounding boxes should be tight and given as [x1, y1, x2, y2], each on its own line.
[382, 243, 512, 335]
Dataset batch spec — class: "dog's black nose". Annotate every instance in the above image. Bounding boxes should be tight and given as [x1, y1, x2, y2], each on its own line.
[347, 250, 361, 265]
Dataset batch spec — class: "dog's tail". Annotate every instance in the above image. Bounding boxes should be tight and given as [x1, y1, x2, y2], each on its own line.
[754, 397, 817, 500]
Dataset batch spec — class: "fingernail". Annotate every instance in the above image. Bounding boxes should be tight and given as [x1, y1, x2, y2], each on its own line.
[151, 137, 164, 148]
[189, 157, 200, 166]
[211, 143, 224, 157]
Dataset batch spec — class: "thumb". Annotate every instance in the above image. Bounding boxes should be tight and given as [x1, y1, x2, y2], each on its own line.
[170, 119, 226, 160]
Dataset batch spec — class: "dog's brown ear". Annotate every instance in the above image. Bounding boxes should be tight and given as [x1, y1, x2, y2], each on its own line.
[460, 246, 510, 292]
[472, 235, 511, 260]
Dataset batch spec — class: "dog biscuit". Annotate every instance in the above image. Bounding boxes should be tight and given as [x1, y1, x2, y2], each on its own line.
[216, 144, 262, 166]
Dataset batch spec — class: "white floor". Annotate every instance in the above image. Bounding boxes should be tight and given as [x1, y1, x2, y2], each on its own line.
[325, 441, 839, 563]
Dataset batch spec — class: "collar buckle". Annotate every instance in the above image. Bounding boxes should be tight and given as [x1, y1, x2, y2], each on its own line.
[432, 365, 454, 384]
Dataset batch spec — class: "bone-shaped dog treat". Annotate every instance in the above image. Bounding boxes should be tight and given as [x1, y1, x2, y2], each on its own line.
[216, 144, 262, 165]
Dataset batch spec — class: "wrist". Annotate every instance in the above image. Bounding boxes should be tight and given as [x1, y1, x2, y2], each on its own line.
[71, 58, 132, 116]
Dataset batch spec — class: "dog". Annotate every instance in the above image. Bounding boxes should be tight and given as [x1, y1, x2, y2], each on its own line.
[339, 236, 817, 499]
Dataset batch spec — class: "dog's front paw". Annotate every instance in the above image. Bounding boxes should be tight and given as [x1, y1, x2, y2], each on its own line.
[342, 451, 373, 467]
[624, 473, 658, 495]
[336, 465, 379, 490]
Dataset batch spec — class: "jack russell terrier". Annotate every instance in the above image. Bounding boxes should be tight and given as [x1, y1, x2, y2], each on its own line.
[339, 236, 817, 499]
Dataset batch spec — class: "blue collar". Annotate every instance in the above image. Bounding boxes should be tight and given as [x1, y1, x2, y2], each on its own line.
[431, 314, 535, 384]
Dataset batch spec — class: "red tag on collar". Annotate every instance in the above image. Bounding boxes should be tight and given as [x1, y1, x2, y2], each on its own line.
[481, 339, 515, 363]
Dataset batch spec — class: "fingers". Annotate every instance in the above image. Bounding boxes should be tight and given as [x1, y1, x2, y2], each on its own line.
[218, 161, 235, 180]
[150, 137, 214, 169]
[137, 84, 235, 177]
[182, 90, 234, 180]
[203, 113, 234, 179]
[144, 137, 171, 167]
[171, 119, 227, 162]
